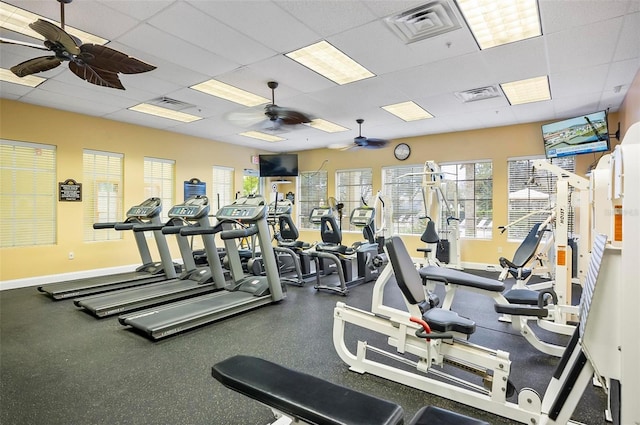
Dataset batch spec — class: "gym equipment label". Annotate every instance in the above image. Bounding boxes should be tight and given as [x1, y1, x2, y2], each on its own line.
[59, 178, 82, 202]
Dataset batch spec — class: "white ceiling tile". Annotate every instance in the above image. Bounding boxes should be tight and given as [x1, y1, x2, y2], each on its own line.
[539, 0, 632, 34]
[274, 1, 377, 37]
[148, 2, 276, 66]
[97, 0, 175, 21]
[550, 64, 610, 98]
[187, 1, 320, 53]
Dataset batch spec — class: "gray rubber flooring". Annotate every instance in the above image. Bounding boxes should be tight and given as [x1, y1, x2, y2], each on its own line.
[0, 269, 607, 424]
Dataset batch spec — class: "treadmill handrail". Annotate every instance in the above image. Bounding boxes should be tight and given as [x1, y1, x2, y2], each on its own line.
[180, 223, 223, 237]
[220, 225, 258, 240]
[93, 222, 118, 230]
[133, 223, 164, 232]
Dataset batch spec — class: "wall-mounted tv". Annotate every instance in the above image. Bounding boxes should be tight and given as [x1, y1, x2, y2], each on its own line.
[542, 110, 610, 159]
[259, 154, 299, 177]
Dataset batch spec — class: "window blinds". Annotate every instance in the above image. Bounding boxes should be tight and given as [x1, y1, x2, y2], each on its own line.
[298, 170, 327, 230]
[0, 140, 56, 247]
[83, 150, 123, 242]
[144, 157, 175, 221]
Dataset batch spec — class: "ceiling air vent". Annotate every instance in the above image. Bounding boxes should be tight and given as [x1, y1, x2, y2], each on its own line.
[384, 1, 462, 44]
[454, 85, 502, 103]
[148, 96, 196, 111]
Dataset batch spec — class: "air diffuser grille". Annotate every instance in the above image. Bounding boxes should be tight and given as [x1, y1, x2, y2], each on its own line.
[384, 1, 462, 44]
[454, 85, 502, 103]
[148, 97, 196, 111]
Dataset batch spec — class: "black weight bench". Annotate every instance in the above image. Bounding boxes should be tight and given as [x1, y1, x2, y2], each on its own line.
[419, 265, 505, 292]
[212, 355, 489, 425]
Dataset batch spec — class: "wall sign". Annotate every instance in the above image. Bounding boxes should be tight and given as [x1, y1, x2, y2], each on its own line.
[285, 191, 295, 204]
[59, 178, 82, 202]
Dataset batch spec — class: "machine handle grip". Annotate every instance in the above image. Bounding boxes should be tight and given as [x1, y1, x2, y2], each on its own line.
[221, 225, 259, 240]
[114, 223, 135, 231]
[180, 223, 223, 237]
[93, 222, 118, 230]
[162, 226, 185, 235]
[410, 316, 432, 341]
[132, 223, 163, 232]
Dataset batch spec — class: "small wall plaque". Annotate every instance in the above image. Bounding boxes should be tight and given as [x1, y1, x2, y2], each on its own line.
[59, 178, 82, 202]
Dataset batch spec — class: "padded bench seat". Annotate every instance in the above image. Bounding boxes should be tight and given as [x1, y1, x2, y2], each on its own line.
[212, 355, 489, 425]
[212, 355, 404, 425]
[424, 308, 476, 335]
[419, 265, 505, 292]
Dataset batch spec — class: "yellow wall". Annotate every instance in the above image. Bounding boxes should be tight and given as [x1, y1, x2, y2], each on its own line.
[0, 99, 262, 281]
[294, 113, 623, 264]
[2, 81, 638, 282]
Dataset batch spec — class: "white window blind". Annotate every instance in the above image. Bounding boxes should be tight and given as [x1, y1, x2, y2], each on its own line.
[144, 157, 174, 221]
[83, 150, 123, 242]
[0, 140, 56, 247]
[440, 161, 493, 239]
[507, 156, 575, 240]
[336, 168, 373, 232]
[212, 166, 234, 211]
[298, 170, 328, 230]
[382, 165, 423, 235]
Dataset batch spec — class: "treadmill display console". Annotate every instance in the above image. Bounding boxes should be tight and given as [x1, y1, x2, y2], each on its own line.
[350, 208, 374, 226]
[168, 197, 209, 219]
[126, 198, 162, 218]
[309, 207, 332, 224]
[218, 206, 259, 219]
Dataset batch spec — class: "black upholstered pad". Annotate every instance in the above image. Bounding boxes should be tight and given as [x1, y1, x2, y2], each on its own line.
[212, 355, 405, 425]
[409, 406, 490, 425]
[419, 265, 505, 292]
[503, 288, 550, 305]
[315, 243, 348, 254]
[423, 309, 476, 335]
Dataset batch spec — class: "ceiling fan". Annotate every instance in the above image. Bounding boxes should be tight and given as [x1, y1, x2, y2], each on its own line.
[227, 81, 312, 131]
[333, 118, 390, 150]
[1, 0, 156, 90]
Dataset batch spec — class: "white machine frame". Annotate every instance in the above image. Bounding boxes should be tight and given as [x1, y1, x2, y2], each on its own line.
[334, 233, 612, 424]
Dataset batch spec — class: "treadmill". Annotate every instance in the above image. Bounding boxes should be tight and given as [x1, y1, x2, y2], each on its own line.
[38, 198, 180, 300]
[118, 195, 285, 340]
[73, 196, 226, 317]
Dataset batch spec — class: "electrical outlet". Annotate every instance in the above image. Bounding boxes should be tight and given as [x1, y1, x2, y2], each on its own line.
[68, 252, 74, 260]
[497, 246, 503, 253]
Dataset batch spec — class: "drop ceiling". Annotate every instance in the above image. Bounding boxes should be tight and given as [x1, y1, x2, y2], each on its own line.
[1, 0, 638, 152]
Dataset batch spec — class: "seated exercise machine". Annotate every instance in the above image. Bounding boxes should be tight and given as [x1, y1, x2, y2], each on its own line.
[212, 355, 489, 425]
[74, 196, 225, 317]
[497, 220, 553, 285]
[118, 195, 285, 340]
[257, 199, 313, 286]
[38, 197, 180, 300]
[308, 205, 383, 295]
[333, 234, 610, 424]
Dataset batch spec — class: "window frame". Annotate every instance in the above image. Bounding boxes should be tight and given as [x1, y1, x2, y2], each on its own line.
[144, 156, 175, 222]
[335, 168, 373, 232]
[298, 170, 328, 230]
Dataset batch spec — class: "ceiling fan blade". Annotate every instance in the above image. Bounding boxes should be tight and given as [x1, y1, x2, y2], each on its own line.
[226, 107, 268, 128]
[68, 61, 124, 89]
[267, 105, 312, 125]
[0, 37, 50, 51]
[363, 138, 389, 149]
[77, 44, 156, 74]
[10, 56, 62, 77]
[29, 19, 80, 55]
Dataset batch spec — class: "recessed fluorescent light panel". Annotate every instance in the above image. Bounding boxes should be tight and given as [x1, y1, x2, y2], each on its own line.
[0, 1, 108, 45]
[129, 103, 202, 123]
[309, 119, 349, 133]
[501, 76, 550, 105]
[240, 131, 286, 142]
[456, 0, 541, 49]
[190, 79, 270, 107]
[0, 67, 45, 86]
[382, 101, 434, 121]
[286, 40, 375, 85]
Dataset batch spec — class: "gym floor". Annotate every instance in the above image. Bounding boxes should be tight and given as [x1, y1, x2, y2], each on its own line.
[0, 269, 607, 425]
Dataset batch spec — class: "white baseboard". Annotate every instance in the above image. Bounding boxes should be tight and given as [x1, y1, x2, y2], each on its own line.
[1, 264, 139, 291]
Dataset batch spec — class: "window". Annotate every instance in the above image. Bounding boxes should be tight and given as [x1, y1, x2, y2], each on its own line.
[83, 150, 123, 242]
[212, 166, 234, 211]
[440, 161, 493, 239]
[382, 165, 423, 235]
[144, 157, 174, 221]
[0, 140, 56, 247]
[507, 156, 576, 240]
[336, 168, 373, 232]
[298, 170, 328, 230]
[243, 170, 260, 197]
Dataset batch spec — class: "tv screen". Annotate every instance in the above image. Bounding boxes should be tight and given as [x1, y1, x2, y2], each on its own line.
[542, 110, 610, 159]
[259, 154, 298, 177]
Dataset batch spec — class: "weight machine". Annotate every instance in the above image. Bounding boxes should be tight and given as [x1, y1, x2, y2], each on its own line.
[333, 233, 610, 424]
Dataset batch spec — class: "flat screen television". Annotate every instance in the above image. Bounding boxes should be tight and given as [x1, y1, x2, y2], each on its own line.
[259, 154, 299, 177]
[542, 110, 610, 159]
